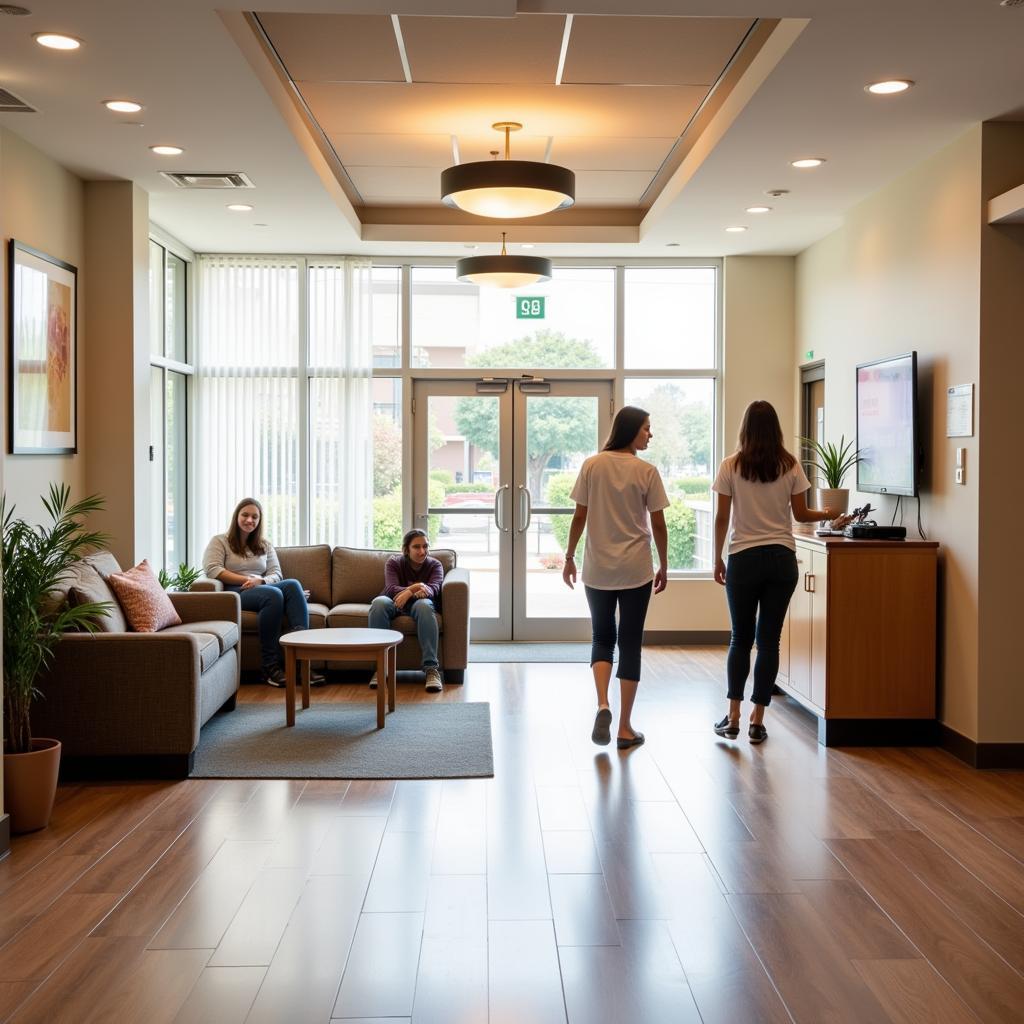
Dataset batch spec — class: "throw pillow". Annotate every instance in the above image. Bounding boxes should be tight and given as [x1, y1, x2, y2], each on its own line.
[68, 574, 129, 633]
[107, 559, 182, 632]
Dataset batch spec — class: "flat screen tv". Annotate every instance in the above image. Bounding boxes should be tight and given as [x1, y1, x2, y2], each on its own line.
[856, 352, 919, 497]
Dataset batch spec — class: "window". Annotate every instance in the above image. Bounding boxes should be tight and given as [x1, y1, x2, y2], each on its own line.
[624, 267, 716, 368]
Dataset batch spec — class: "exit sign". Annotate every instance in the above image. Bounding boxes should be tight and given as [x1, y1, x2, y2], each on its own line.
[516, 296, 545, 319]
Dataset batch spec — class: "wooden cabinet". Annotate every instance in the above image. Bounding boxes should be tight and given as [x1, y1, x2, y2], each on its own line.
[775, 535, 938, 745]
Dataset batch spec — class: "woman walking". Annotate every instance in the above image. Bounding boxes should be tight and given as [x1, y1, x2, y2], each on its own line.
[712, 401, 834, 743]
[203, 497, 320, 687]
[563, 406, 669, 750]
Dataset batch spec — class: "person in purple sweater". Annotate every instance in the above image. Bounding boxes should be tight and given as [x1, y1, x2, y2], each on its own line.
[368, 528, 445, 692]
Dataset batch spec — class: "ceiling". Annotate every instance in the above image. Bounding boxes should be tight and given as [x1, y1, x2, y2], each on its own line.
[1, 1, 1023, 258]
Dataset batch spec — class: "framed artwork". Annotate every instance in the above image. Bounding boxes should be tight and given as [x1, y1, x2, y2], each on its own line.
[8, 239, 78, 454]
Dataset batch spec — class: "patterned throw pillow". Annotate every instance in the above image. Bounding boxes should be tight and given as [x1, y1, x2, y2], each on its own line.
[107, 559, 182, 632]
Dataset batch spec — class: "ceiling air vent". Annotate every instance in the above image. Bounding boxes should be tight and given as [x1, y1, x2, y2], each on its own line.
[160, 171, 255, 189]
[0, 87, 35, 113]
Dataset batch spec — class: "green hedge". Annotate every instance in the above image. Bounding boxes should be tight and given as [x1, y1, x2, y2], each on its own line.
[672, 476, 712, 495]
[372, 479, 445, 550]
[446, 482, 494, 494]
[662, 500, 696, 570]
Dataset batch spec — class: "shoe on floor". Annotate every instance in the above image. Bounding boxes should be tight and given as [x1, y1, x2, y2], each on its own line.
[714, 715, 740, 739]
[309, 669, 327, 687]
[368, 673, 378, 689]
[591, 707, 612, 746]
[425, 668, 444, 693]
[616, 732, 645, 750]
[264, 666, 287, 688]
[748, 723, 768, 744]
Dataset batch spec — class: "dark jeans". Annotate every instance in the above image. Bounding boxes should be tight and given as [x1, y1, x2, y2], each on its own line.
[584, 582, 653, 681]
[725, 545, 800, 706]
[226, 578, 308, 671]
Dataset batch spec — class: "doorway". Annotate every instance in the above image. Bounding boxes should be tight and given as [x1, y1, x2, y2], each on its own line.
[413, 378, 613, 641]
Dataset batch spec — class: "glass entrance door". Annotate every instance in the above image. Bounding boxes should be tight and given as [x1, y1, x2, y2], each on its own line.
[413, 378, 611, 641]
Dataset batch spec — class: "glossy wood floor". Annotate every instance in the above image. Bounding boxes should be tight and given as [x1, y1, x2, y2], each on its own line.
[3, 647, 1024, 1023]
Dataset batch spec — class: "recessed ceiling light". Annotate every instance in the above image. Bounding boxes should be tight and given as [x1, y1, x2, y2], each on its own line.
[104, 100, 143, 113]
[34, 32, 81, 50]
[227, 203, 253, 212]
[746, 206, 772, 214]
[725, 226, 748, 233]
[791, 158, 825, 169]
[149, 144, 183, 156]
[866, 79, 913, 95]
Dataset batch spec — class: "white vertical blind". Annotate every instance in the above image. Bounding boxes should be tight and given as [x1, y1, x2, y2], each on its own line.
[195, 255, 373, 554]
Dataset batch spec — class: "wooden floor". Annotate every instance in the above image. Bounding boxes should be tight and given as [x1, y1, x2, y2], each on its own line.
[3, 647, 1024, 1023]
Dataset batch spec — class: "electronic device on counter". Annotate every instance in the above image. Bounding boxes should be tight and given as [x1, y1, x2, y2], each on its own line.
[843, 524, 907, 540]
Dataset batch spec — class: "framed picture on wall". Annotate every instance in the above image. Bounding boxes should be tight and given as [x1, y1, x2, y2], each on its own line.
[8, 239, 78, 454]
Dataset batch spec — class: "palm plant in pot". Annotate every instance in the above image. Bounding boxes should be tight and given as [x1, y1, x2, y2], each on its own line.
[2, 484, 111, 833]
[799, 435, 861, 516]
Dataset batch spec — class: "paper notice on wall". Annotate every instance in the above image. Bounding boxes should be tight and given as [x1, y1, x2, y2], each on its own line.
[946, 384, 974, 437]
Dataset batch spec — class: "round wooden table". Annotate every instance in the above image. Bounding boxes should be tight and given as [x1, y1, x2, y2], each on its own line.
[279, 627, 403, 728]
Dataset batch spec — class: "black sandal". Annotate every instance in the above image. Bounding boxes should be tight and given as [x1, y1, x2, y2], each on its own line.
[714, 716, 740, 739]
[592, 708, 612, 746]
[616, 732, 645, 750]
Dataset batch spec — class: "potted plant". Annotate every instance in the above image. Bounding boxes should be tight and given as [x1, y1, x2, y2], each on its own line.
[799, 435, 861, 516]
[158, 562, 202, 592]
[2, 484, 110, 833]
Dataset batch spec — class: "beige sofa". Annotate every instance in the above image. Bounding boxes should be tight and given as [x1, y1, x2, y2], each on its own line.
[34, 552, 241, 779]
[195, 545, 469, 684]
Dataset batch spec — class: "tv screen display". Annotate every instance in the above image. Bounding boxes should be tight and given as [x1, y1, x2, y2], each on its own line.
[856, 352, 919, 497]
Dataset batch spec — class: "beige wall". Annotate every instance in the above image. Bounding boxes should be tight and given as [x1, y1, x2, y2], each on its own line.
[647, 254, 796, 631]
[0, 127, 87, 512]
[796, 127, 984, 739]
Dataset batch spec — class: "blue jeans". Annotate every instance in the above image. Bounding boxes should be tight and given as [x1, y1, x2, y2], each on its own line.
[226, 578, 308, 671]
[724, 545, 800, 706]
[368, 596, 439, 669]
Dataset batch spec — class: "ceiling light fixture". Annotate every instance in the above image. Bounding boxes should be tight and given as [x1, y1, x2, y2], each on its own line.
[150, 144, 183, 156]
[456, 232, 552, 289]
[104, 100, 143, 113]
[746, 206, 772, 214]
[791, 158, 825, 168]
[866, 79, 914, 95]
[441, 122, 574, 219]
[227, 203, 253, 212]
[34, 32, 81, 50]
[725, 226, 748, 233]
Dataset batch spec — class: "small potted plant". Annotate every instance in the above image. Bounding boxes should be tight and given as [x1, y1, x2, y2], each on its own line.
[2, 485, 111, 833]
[799, 435, 861, 516]
[158, 562, 202, 592]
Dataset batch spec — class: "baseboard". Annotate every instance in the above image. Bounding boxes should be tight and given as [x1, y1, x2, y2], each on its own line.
[643, 630, 730, 644]
[817, 718, 939, 747]
[939, 724, 1024, 769]
[59, 752, 195, 781]
[0, 814, 9, 860]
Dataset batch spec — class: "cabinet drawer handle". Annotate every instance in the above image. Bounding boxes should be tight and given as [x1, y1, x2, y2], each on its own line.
[803, 572, 809, 592]
[807, 573, 816, 593]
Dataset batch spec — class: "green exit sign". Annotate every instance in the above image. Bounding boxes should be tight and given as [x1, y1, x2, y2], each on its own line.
[516, 296, 545, 319]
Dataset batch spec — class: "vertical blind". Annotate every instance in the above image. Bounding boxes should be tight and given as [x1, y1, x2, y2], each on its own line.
[196, 255, 373, 553]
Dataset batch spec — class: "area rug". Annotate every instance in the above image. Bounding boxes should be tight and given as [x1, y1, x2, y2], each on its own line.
[191, 703, 493, 780]
[469, 643, 604, 663]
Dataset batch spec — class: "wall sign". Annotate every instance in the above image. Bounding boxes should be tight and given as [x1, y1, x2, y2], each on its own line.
[516, 296, 545, 319]
[946, 383, 974, 438]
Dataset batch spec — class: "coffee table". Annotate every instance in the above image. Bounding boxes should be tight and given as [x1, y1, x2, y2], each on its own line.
[279, 627, 404, 728]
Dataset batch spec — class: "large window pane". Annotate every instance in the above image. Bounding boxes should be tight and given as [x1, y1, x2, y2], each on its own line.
[624, 377, 715, 572]
[149, 241, 163, 356]
[624, 267, 716, 368]
[372, 266, 400, 366]
[370, 379, 403, 549]
[166, 371, 187, 568]
[411, 267, 613, 369]
[149, 367, 165, 566]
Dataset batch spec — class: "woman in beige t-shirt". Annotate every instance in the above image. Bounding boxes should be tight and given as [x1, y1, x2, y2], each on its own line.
[563, 406, 669, 750]
[711, 401, 833, 743]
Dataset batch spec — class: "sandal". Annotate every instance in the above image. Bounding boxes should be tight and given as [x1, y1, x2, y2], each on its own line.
[616, 732, 645, 750]
[592, 707, 612, 746]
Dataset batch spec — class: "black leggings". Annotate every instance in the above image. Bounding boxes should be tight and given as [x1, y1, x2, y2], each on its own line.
[584, 582, 653, 681]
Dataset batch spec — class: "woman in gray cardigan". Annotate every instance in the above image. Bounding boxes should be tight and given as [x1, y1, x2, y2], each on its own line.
[203, 497, 316, 687]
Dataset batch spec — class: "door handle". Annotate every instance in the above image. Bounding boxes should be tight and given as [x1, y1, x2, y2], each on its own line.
[518, 486, 532, 533]
[494, 484, 510, 533]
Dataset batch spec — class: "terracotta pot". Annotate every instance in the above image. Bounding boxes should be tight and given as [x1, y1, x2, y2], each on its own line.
[3, 737, 62, 834]
[819, 488, 850, 516]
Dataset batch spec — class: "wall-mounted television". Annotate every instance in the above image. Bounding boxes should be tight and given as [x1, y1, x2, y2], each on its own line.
[856, 352, 919, 497]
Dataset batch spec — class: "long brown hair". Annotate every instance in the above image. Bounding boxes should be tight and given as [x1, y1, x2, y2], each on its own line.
[603, 405, 649, 452]
[734, 401, 796, 483]
[226, 497, 268, 556]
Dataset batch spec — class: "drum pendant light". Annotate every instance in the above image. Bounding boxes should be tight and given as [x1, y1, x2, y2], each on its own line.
[442, 122, 575, 219]
[456, 232, 552, 289]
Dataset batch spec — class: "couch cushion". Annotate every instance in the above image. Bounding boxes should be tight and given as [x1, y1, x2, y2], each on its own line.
[108, 560, 182, 633]
[239, 604, 329, 633]
[162, 619, 239, 655]
[66, 571, 129, 633]
[277, 545, 332, 605]
[328, 603, 444, 634]
[331, 547, 456, 605]
[43, 552, 126, 625]
[163, 626, 220, 672]
[86, 550, 126, 581]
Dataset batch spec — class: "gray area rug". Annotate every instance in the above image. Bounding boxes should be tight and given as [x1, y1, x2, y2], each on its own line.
[192, 702, 493, 780]
[469, 643, 605, 663]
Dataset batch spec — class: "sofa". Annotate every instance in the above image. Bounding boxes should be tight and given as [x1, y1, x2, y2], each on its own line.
[34, 551, 241, 779]
[194, 545, 470, 684]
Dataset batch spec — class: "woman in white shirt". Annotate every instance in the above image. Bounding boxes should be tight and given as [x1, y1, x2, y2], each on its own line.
[203, 497, 316, 687]
[711, 401, 834, 743]
[563, 406, 669, 750]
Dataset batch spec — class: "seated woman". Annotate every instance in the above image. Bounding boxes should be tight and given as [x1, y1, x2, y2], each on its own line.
[203, 497, 321, 687]
[368, 529, 444, 692]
